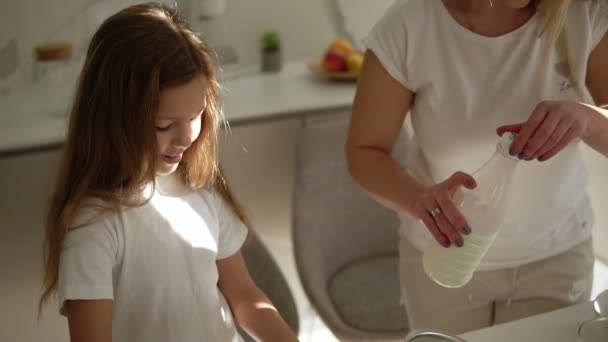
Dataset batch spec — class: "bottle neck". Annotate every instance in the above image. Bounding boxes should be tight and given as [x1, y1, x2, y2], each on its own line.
[474, 145, 520, 184]
[493, 131, 520, 169]
[492, 147, 520, 169]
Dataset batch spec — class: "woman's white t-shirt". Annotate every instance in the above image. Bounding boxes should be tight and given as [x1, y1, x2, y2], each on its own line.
[364, 0, 608, 270]
[57, 180, 248, 341]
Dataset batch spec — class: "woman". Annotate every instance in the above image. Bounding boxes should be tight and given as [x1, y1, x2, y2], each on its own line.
[346, 0, 608, 334]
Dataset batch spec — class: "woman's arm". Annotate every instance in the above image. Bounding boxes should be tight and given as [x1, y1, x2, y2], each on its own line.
[346, 50, 474, 247]
[345, 50, 423, 215]
[65, 299, 112, 342]
[217, 251, 298, 342]
[583, 32, 608, 157]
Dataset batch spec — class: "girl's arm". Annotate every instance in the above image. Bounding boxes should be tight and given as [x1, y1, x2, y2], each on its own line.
[217, 251, 298, 342]
[65, 299, 112, 342]
[583, 32, 608, 157]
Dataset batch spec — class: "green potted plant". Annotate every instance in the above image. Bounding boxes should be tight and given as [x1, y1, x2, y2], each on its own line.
[261, 30, 282, 72]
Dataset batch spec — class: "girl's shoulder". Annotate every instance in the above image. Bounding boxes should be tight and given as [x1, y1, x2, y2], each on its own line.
[195, 187, 223, 212]
[63, 199, 122, 250]
[194, 186, 243, 225]
[68, 196, 139, 235]
[70, 198, 116, 229]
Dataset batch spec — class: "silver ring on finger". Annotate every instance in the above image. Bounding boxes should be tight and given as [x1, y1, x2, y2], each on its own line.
[429, 207, 441, 218]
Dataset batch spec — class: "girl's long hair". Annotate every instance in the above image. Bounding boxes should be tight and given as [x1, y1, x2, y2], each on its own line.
[40, 2, 249, 310]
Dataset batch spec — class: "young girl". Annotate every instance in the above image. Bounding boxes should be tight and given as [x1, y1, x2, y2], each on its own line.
[347, 0, 608, 335]
[39, 3, 298, 341]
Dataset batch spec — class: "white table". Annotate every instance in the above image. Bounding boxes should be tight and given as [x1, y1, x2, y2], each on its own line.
[459, 301, 598, 341]
[0, 61, 356, 157]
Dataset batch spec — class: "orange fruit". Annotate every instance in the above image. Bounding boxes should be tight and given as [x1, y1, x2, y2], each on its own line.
[328, 39, 354, 55]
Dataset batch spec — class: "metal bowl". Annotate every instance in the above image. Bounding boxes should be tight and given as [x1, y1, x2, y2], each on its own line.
[405, 329, 467, 342]
[578, 317, 608, 342]
[593, 290, 608, 318]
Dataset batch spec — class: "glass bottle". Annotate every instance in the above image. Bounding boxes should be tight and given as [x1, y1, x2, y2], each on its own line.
[422, 132, 520, 288]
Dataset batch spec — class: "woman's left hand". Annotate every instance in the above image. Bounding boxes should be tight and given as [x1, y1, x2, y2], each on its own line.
[496, 100, 591, 162]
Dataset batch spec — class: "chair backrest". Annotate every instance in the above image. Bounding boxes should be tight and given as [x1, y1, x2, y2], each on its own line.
[292, 114, 408, 329]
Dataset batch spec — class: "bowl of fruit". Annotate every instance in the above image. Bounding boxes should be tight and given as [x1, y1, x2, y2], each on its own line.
[308, 39, 364, 81]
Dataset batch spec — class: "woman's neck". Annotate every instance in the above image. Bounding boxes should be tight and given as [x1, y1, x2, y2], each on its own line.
[443, 0, 536, 37]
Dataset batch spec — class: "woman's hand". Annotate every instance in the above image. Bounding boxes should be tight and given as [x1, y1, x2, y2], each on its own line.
[497, 100, 591, 162]
[412, 172, 477, 248]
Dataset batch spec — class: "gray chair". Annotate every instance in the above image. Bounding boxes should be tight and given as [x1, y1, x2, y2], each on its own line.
[240, 232, 300, 340]
[292, 116, 409, 341]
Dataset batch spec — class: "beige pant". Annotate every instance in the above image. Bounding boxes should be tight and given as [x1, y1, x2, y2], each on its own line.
[398, 238, 595, 335]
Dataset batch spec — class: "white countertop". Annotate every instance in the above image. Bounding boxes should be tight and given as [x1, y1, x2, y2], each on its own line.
[0, 61, 356, 156]
[460, 301, 600, 342]
[223, 62, 356, 124]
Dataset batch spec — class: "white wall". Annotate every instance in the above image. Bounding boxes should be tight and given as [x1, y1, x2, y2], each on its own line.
[0, 0, 338, 81]
[221, 0, 336, 65]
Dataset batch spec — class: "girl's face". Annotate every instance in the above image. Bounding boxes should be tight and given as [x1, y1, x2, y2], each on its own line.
[155, 75, 208, 176]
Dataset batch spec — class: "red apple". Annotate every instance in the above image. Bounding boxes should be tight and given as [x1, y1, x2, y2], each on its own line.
[323, 49, 347, 72]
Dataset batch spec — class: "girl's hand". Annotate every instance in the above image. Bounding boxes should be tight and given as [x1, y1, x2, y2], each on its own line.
[497, 101, 591, 162]
[412, 172, 477, 248]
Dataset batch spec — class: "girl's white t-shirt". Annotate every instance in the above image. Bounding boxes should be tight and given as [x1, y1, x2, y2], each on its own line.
[57, 180, 248, 341]
[364, 0, 608, 270]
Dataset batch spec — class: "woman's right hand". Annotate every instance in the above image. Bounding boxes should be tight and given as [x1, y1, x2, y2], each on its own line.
[412, 171, 477, 248]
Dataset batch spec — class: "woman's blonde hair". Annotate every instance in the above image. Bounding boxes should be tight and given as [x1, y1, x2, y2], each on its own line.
[40, 2, 249, 310]
[537, 0, 575, 94]
[538, 0, 573, 50]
